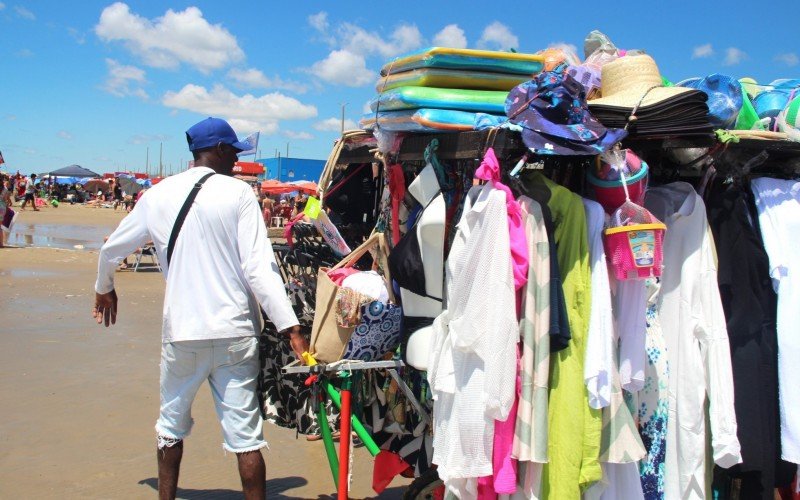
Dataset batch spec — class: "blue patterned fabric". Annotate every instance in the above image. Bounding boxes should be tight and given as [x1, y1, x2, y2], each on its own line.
[636, 282, 670, 500]
[505, 70, 627, 155]
[342, 301, 402, 361]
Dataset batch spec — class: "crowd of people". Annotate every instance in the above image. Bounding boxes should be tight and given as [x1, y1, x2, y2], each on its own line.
[0, 172, 146, 210]
[257, 189, 309, 227]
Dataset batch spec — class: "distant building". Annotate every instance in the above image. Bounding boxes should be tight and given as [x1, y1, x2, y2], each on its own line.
[256, 157, 325, 182]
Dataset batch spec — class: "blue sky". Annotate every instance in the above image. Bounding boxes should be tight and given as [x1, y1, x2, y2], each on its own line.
[1, 0, 797, 175]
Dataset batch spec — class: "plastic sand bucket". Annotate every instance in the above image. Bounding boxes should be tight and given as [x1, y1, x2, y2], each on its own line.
[587, 160, 649, 213]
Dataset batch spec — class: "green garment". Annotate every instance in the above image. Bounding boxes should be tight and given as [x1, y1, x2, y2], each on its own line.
[526, 173, 602, 498]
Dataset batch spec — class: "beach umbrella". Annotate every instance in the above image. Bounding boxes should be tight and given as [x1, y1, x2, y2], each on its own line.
[42, 164, 101, 178]
[118, 176, 144, 195]
[82, 179, 110, 193]
[287, 180, 319, 195]
[261, 179, 297, 195]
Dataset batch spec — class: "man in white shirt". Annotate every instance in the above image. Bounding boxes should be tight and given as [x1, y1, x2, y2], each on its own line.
[93, 117, 306, 500]
[20, 173, 39, 211]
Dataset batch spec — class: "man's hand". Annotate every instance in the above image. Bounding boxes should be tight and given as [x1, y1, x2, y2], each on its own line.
[281, 325, 308, 362]
[93, 290, 118, 327]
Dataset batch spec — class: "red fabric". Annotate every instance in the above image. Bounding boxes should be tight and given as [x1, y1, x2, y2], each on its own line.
[778, 471, 800, 500]
[372, 450, 411, 494]
[387, 164, 405, 244]
[283, 213, 306, 247]
[327, 267, 359, 286]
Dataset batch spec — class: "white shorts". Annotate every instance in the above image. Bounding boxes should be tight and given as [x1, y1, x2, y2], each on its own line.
[155, 337, 266, 453]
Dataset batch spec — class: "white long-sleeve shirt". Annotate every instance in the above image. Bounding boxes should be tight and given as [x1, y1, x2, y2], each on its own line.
[95, 166, 298, 342]
[751, 177, 800, 464]
[645, 182, 741, 499]
[582, 198, 614, 409]
[428, 183, 518, 499]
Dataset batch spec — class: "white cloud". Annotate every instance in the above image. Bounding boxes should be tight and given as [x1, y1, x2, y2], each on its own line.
[228, 68, 271, 88]
[723, 47, 747, 66]
[162, 84, 318, 136]
[339, 23, 423, 58]
[57, 131, 73, 140]
[314, 117, 357, 132]
[548, 42, 579, 59]
[284, 130, 314, 140]
[128, 134, 171, 145]
[102, 58, 148, 99]
[477, 21, 518, 51]
[362, 101, 372, 114]
[309, 49, 375, 87]
[15, 48, 33, 58]
[692, 43, 714, 59]
[433, 24, 467, 49]
[775, 53, 799, 67]
[95, 2, 243, 74]
[68, 27, 86, 45]
[308, 11, 328, 32]
[226, 68, 308, 93]
[14, 5, 34, 20]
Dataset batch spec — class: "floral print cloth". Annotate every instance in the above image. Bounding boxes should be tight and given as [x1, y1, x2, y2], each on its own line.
[636, 278, 670, 500]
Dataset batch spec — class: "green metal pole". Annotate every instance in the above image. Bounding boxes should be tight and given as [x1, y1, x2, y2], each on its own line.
[323, 380, 380, 456]
[318, 397, 339, 488]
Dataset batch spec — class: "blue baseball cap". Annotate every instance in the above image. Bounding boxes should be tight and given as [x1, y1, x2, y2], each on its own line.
[185, 117, 251, 152]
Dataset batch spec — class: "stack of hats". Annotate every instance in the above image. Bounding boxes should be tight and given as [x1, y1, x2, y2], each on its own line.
[588, 55, 713, 136]
[361, 47, 543, 133]
[505, 69, 627, 155]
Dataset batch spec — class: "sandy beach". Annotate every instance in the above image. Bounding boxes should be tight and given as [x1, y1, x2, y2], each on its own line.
[0, 204, 407, 499]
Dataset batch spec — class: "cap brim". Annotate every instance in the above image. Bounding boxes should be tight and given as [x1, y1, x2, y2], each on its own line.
[232, 140, 252, 152]
[589, 86, 695, 108]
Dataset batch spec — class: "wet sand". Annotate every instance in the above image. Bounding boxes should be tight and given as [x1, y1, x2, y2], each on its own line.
[0, 205, 408, 499]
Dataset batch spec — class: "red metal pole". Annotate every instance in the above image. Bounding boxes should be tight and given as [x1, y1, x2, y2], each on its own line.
[337, 378, 353, 499]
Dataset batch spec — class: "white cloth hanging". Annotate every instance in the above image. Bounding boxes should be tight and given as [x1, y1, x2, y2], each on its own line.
[644, 182, 741, 499]
[582, 198, 615, 409]
[428, 183, 519, 499]
[751, 177, 800, 464]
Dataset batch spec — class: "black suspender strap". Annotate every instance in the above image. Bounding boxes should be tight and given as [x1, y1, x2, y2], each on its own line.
[167, 172, 215, 266]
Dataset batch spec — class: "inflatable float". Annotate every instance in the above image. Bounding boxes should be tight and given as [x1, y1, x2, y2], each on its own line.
[370, 86, 509, 113]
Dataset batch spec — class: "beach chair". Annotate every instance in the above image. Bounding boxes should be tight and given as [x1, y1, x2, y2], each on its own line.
[133, 243, 161, 272]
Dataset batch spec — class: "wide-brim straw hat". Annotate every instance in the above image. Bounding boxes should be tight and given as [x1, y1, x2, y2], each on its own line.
[589, 54, 693, 108]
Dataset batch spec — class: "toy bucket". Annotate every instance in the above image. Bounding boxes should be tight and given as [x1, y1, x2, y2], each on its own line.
[604, 222, 666, 280]
[587, 160, 649, 213]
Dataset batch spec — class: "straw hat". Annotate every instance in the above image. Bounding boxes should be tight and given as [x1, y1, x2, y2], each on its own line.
[589, 54, 693, 108]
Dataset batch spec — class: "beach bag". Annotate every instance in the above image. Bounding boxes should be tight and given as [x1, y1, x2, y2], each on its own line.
[309, 232, 398, 362]
[2, 207, 17, 233]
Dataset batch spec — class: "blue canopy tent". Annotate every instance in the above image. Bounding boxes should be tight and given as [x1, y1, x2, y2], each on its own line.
[52, 176, 80, 185]
[41, 165, 100, 178]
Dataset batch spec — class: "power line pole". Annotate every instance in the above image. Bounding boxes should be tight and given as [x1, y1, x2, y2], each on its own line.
[340, 102, 348, 134]
[145, 146, 149, 175]
[158, 142, 163, 178]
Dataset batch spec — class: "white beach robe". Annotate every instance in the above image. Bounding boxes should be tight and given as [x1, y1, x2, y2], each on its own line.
[428, 183, 518, 499]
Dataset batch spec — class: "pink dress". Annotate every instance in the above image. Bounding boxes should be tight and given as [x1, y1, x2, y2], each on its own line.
[474, 147, 527, 497]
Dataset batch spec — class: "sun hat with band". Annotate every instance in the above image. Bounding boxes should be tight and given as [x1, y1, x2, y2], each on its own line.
[588, 54, 696, 109]
[186, 117, 252, 152]
[505, 69, 627, 155]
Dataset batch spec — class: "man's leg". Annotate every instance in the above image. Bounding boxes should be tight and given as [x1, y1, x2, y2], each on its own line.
[236, 450, 266, 500]
[209, 337, 267, 499]
[157, 439, 183, 500]
[156, 341, 208, 500]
